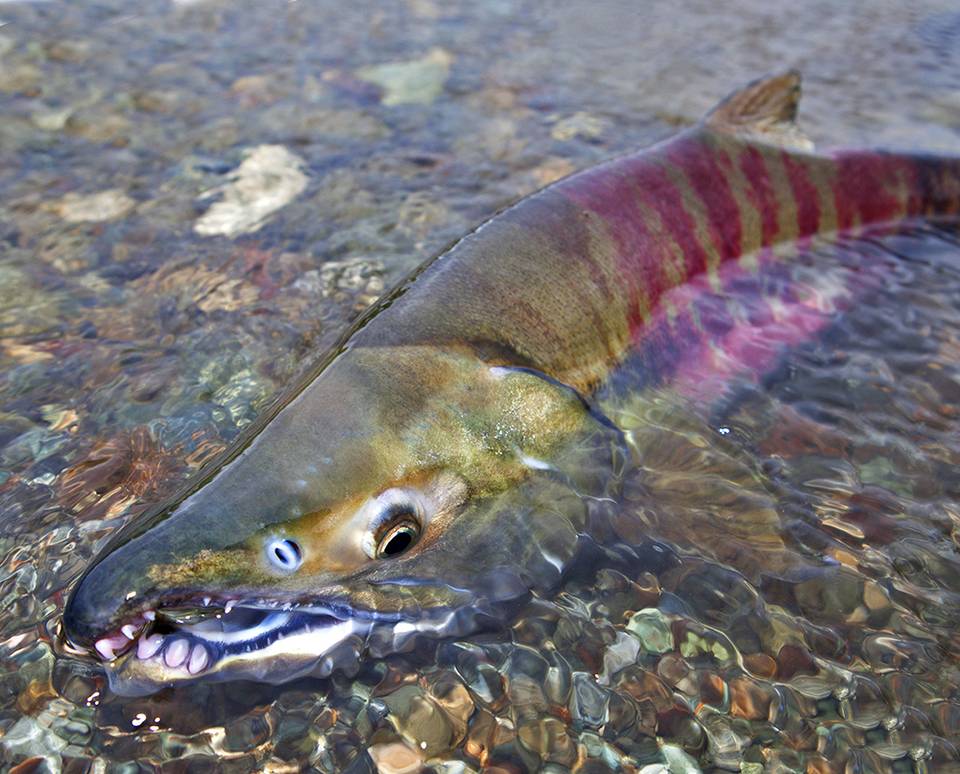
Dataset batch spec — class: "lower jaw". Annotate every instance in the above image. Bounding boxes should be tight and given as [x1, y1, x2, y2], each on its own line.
[105, 619, 371, 696]
[100, 606, 477, 696]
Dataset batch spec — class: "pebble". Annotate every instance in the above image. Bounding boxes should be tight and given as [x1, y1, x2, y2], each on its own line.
[194, 145, 308, 237]
[367, 741, 424, 774]
[626, 609, 675, 654]
[54, 190, 136, 223]
[356, 48, 453, 106]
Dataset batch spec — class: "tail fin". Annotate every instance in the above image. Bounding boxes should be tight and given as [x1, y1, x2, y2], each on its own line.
[705, 71, 814, 152]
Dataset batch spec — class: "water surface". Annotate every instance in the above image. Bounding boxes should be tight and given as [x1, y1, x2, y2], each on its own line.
[2, 0, 960, 771]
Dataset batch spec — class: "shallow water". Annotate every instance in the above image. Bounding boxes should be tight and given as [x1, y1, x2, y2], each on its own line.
[2, 0, 960, 771]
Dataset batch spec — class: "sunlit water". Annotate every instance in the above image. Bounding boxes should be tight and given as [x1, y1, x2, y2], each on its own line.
[2, 0, 960, 771]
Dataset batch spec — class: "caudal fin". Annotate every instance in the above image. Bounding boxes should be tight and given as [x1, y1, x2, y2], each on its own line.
[705, 71, 814, 152]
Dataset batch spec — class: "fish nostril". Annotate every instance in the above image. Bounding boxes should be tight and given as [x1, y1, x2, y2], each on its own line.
[266, 538, 302, 572]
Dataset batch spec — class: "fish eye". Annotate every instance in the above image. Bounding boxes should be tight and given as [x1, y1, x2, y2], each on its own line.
[361, 489, 425, 560]
[376, 517, 421, 559]
[266, 537, 302, 573]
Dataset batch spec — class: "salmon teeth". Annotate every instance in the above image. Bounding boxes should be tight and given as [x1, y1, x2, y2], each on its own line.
[137, 633, 164, 659]
[94, 634, 129, 661]
[188, 645, 210, 674]
[121, 624, 139, 640]
[164, 638, 189, 668]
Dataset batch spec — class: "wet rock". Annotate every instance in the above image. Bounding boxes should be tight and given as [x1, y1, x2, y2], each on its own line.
[463, 708, 515, 765]
[64, 108, 131, 145]
[775, 643, 818, 680]
[656, 655, 697, 696]
[30, 106, 74, 132]
[195, 145, 308, 237]
[45, 40, 91, 63]
[626, 609, 675, 655]
[550, 112, 607, 142]
[0, 62, 41, 95]
[54, 190, 136, 223]
[356, 48, 453, 106]
[570, 672, 610, 730]
[660, 743, 702, 773]
[516, 715, 578, 767]
[1, 717, 67, 770]
[366, 741, 423, 774]
[676, 625, 735, 667]
[727, 676, 772, 721]
[296, 108, 388, 142]
[379, 684, 456, 758]
[423, 670, 475, 743]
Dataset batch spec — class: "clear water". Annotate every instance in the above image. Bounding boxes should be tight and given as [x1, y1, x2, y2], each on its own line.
[2, 0, 960, 771]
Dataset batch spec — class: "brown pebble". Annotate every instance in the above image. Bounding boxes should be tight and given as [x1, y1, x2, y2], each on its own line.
[656, 654, 695, 694]
[517, 716, 578, 766]
[743, 653, 777, 678]
[776, 644, 818, 680]
[367, 741, 424, 774]
[616, 666, 673, 711]
[728, 676, 772, 720]
[699, 673, 727, 708]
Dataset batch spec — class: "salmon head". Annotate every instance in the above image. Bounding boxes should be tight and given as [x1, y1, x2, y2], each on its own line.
[61, 345, 627, 694]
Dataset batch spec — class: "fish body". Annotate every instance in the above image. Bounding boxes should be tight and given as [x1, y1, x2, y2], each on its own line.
[61, 73, 960, 694]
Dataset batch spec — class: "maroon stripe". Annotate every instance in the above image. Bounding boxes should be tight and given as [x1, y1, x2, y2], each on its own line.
[782, 152, 821, 237]
[665, 138, 744, 260]
[831, 152, 908, 230]
[559, 168, 667, 337]
[739, 146, 780, 246]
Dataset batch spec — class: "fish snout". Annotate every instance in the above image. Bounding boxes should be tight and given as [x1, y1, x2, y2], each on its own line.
[62, 542, 157, 655]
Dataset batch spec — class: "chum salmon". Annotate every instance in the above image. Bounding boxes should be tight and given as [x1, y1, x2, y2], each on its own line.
[60, 72, 960, 694]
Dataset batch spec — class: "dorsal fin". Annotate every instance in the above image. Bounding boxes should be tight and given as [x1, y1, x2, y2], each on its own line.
[705, 70, 813, 151]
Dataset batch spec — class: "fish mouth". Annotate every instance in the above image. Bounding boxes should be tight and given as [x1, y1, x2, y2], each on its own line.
[80, 596, 460, 695]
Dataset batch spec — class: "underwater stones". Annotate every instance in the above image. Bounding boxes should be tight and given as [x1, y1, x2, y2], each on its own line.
[63, 108, 131, 146]
[422, 670, 475, 743]
[727, 676, 773, 722]
[0, 716, 66, 771]
[367, 740, 424, 774]
[378, 684, 458, 758]
[439, 642, 506, 710]
[659, 743, 702, 774]
[0, 62, 40, 95]
[774, 644, 818, 681]
[599, 630, 640, 685]
[676, 625, 735, 667]
[594, 568, 661, 621]
[356, 48, 453, 106]
[550, 111, 608, 142]
[53, 189, 136, 224]
[626, 609, 675, 655]
[463, 708, 516, 766]
[194, 145, 308, 238]
[516, 715, 578, 768]
[570, 672, 611, 730]
[30, 106, 74, 132]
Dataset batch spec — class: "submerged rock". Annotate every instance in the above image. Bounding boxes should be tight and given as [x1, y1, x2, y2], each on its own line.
[194, 145, 309, 237]
[356, 48, 453, 106]
[54, 190, 136, 223]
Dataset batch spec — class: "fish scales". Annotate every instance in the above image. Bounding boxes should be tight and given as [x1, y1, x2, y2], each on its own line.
[59, 72, 960, 694]
[358, 134, 960, 394]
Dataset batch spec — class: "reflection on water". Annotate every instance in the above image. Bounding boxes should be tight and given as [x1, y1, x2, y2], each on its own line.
[2, 0, 960, 771]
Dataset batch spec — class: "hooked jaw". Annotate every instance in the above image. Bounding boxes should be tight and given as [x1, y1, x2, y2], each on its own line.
[59, 538, 370, 691]
[62, 549, 478, 695]
[66, 592, 475, 695]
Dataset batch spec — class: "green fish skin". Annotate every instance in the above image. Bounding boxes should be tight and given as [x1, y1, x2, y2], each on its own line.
[61, 72, 960, 694]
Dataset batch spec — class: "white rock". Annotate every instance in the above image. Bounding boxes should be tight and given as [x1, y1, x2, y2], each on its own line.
[195, 144, 308, 238]
[56, 189, 135, 223]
